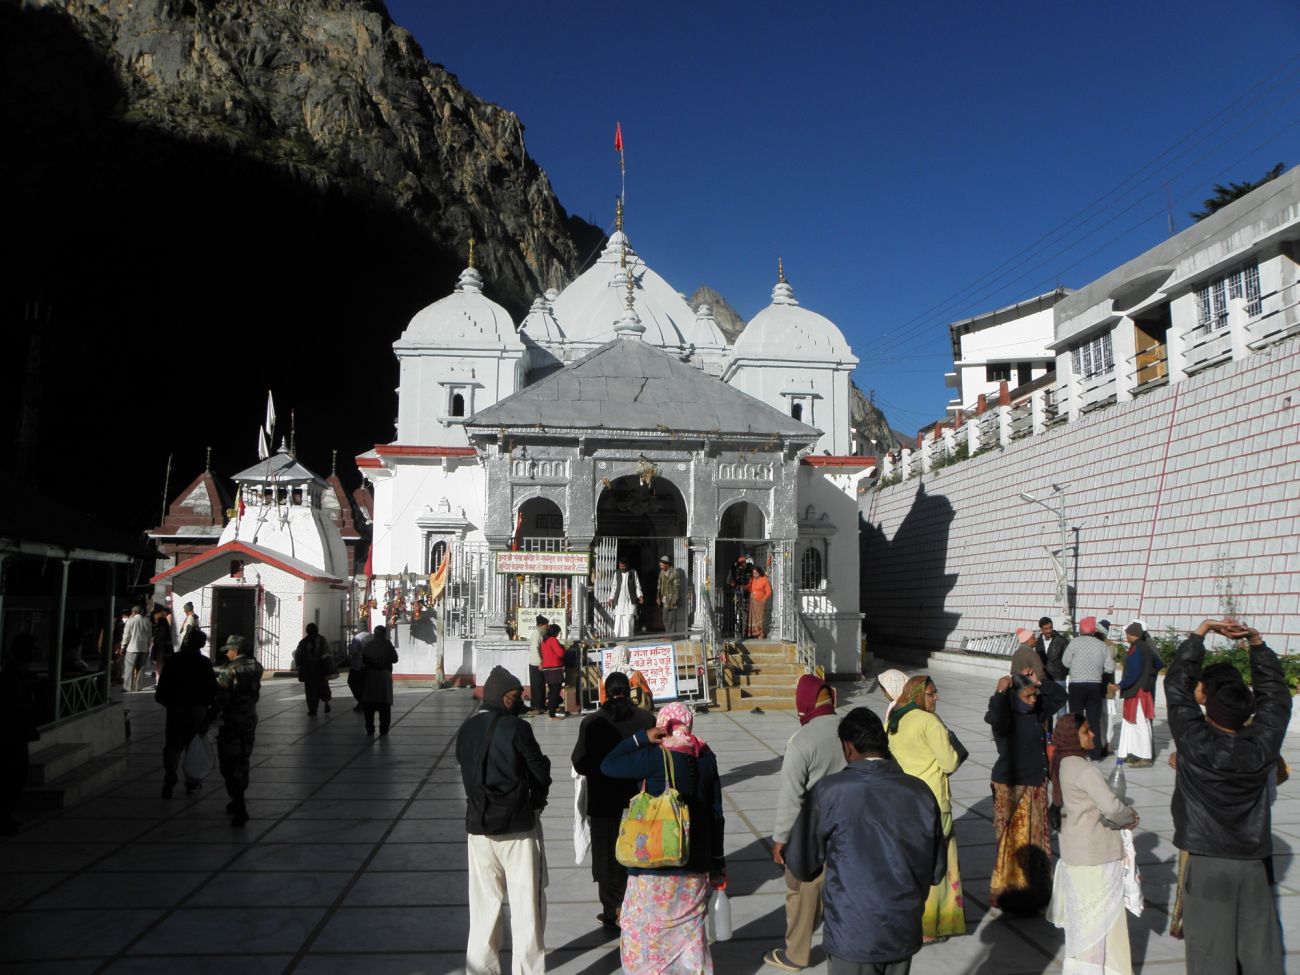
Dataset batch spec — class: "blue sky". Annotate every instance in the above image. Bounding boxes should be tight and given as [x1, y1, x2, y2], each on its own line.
[386, 0, 1300, 435]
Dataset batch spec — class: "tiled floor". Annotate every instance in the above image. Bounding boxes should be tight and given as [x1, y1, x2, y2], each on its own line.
[2, 668, 1298, 974]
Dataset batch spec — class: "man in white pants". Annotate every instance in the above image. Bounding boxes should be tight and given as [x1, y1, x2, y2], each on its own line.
[120, 606, 152, 691]
[457, 666, 552, 975]
[605, 557, 642, 639]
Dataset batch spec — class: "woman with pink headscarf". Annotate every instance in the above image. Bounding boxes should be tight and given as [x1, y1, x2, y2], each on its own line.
[601, 702, 726, 973]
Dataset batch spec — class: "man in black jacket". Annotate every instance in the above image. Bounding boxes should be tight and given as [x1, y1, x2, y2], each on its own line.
[786, 707, 946, 975]
[457, 665, 551, 975]
[571, 671, 656, 928]
[1166, 619, 1291, 975]
[1035, 616, 1069, 682]
[155, 628, 216, 798]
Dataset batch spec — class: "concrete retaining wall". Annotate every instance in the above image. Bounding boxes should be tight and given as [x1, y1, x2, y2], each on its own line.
[860, 335, 1300, 655]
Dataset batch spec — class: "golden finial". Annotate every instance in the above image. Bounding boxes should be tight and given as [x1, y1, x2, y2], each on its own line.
[615, 197, 624, 234]
[620, 237, 627, 269]
[467, 237, 476, 268]
[778, 256, 786, 284]
[626, 258, 635, 308]
[331, 448, 338, 477]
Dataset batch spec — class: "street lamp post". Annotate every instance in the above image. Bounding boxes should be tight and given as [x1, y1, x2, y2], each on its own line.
[1019, 487, 1074, 620]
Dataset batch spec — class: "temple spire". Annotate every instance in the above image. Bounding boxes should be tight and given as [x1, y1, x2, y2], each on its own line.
[468, 237, 476, 268]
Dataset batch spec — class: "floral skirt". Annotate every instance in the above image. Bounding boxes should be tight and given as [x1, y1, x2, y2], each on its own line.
[621, 873, 712, 975]
[990, 782, 1053, 915]
[1046, 859, 1132, 974]
[923, 833, 967, 937]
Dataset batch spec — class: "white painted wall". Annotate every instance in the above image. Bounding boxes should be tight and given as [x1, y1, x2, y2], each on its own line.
[726, 360, 855, 455]
[395, 349, 524, 447]
[220, 498, 348, 579]
[797, 468, 866, 673]
[863, 333, 1300, 656]
[951, 303, 1056, 408]
[369, 461, 487, 576]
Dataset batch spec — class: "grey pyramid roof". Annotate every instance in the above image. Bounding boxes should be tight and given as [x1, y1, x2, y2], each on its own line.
[465, 338, 821, 442]
[232, 448, 323, 484]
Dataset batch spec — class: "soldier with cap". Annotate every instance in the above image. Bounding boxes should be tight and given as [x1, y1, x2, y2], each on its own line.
[209, 634, 263, 826]
[656, 555, 682, 636]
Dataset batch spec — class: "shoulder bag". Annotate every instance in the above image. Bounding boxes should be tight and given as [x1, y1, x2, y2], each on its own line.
[615, 748, 691, 868]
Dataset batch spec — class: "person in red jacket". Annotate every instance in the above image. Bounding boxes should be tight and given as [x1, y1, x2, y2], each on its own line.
[540, 624, 567, 720]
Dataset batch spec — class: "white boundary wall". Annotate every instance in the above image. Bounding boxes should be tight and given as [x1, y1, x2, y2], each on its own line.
[861, 335, 1300, 656]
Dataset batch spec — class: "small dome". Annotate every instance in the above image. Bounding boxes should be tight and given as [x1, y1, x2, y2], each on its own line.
[684, 302, 727, 350]
[397, 263, 522, 351]
[551, 232, 694, 349]
[734, 272, 853, 361]
[521, 293, 564, 343]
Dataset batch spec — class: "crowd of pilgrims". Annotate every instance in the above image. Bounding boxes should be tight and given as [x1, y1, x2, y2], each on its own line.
[456, 616, 1291, 975]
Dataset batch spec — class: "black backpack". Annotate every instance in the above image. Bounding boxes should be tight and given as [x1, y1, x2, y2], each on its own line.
[466, 713, 528, 834]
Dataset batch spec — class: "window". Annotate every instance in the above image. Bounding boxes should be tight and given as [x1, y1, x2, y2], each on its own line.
[791, 402, 803, 422]
[985, 363, 1011, 383]
[1016, 362, 1033, 387]
[450, 393, 465, 417]
[428, 539, 448, 574]
[1070, 332, 1114, 379]
[800, 547, 824, 590]
[1195, 263, 1262, 331]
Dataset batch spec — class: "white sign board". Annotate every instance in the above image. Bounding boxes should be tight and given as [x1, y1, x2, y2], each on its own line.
[517, 609, 567, 641]
[495, 551, 591, 575]
[602, 641, 679, 701]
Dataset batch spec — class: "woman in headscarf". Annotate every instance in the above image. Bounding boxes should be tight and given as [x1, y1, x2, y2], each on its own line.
[877, 668, 909, 718]
[985, 669, 1068, 914]
[746, 566, 773, 638]
[1046, 714, 1138, 973]
[600, 645, 654, 709]
[888, 675, 966, 942]
[600, 702, 726, 974]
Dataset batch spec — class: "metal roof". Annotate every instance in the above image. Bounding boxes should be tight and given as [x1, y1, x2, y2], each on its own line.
[465, 338, 821, 442]
[231, 448, 323, 484]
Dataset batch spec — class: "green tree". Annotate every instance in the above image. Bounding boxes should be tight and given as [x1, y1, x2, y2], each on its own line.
[1190, 163, 1286, 221]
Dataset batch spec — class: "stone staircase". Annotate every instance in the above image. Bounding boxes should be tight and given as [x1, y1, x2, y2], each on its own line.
[22, 742, 128, 811]
[715, 638, 808, 711]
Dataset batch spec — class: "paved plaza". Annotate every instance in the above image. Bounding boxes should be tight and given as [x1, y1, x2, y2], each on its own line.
[2, 666, 1298, 974]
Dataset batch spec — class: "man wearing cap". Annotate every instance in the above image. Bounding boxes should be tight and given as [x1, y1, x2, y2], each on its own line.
[1062, 616, 1110, 760]
[1165, 620, 1291, 974]
[155, 627, 215, 798]
[656, 555, 682, 636]
[457, 665, 552, 975]
[1117, 622, 1160, 767]
[121, 605, 152, 691]
[572, 670, 656, 929]
[1009, 627, 1046, 682]
[209, 634, 263, 826]
[606, 557, 643, 639]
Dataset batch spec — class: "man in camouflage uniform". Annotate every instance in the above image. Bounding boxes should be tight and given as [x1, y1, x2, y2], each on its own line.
[209, 634, 263, 826]
[656, 555, 683, 635]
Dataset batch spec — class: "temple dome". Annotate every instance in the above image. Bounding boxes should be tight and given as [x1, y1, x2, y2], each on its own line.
[550, 232, 694, 350]
[396, 264, 522, 351]
[733, 271, 854, 362]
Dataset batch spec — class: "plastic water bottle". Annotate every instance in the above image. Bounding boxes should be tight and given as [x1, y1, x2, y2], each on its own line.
[706, 882, 732, 942]
[1106, 757, 1127, 802]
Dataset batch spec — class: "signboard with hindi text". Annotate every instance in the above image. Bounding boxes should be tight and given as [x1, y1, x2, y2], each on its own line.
[602, 642, 679, 701]
[495, 551, 591, 576]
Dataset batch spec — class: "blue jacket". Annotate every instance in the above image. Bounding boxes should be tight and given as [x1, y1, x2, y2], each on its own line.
[786, 758, 946, 965]
[600, 730, 725, 876]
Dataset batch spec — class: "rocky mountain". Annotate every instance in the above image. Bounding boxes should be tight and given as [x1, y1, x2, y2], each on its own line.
[689, 287, 903, 453]
[26, 0, 601, 313]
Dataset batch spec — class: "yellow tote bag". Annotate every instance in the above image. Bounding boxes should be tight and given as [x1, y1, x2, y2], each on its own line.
[614, 748, 691, 869]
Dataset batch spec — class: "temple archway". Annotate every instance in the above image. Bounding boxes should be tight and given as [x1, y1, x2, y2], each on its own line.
[593, 474, 689, 636]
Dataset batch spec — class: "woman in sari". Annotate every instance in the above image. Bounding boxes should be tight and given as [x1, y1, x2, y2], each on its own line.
[1046, 714, 1138, 973]
[600, 702, 726, 974]
[888, 675, 967, 941]
[746, 566, 772, 638]
[984, 669, 1067, 914]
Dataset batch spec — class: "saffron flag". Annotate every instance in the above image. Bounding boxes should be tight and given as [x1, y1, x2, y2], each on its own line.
[429, 547, 451, 604]
[614, 122, 623, 153]
[511, 510, 524, 552]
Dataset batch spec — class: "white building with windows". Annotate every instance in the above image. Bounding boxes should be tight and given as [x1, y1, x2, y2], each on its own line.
[358, 219, 872, 687]
[944, 290, 1070, 415]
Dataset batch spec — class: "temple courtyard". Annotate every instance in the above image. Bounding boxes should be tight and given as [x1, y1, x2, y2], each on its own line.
[2, 665, 1299, 974]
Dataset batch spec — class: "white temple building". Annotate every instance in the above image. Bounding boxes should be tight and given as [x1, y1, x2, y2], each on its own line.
[358, 214, 873, 689]
[152, 447, 349, 669]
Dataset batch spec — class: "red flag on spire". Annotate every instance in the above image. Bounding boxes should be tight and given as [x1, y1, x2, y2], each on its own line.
[614, 122, 624, 153]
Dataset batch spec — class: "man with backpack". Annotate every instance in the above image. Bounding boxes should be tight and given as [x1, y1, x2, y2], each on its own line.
[456, 665, 552, 975]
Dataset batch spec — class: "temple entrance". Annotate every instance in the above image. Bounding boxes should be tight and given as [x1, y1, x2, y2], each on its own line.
[716, 501, 769, 638]
[507, 497, 572, 639]
[593, 475, 688, 637]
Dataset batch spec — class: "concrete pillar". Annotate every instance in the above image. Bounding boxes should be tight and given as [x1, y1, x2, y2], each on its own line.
[1031, 390, 1046, 435]
[900, 448, 912, 480]
[1114, 318, 1137, 403]
[53, 559, 70, 721]
[1061, 354, 1081, 422]
[919, 438, 932, 473]
[965, 417, 979, 455]
[997, 405, 1012, 447]
[1229, 296, 1251, 361]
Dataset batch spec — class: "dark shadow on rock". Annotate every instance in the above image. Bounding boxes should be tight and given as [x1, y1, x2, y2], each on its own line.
[860, 480, 961, 660]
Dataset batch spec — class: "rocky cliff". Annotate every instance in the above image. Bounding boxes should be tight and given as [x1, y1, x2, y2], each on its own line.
[38, 0, 600, 311]
[689, 287, 903, 452]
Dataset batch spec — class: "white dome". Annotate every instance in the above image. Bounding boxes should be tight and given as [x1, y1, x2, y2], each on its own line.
[551, 232, 694, 349]
[734, 275, 854, 361]
[684, 302, 727, 350]
[396, 265, 522, 351]
[520, 292, 564, 343]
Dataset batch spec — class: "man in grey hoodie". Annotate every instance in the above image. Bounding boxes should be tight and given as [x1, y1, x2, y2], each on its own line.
[765, 675, 847, 972]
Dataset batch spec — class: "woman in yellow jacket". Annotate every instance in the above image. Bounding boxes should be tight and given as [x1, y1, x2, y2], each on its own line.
[888, 674, 967, 941]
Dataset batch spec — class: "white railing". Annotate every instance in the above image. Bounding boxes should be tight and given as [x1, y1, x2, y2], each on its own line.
[1182, 324, 1232, 375]
[1245, 281, 1300, 350]
[1078, 368, 1116, 411]
[795, 611, 818, 676]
